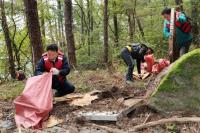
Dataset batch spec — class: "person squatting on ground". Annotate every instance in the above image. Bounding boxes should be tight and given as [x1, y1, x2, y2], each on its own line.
[35, 44, 75, 97]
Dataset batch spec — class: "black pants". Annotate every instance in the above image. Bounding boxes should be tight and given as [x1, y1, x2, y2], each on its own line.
[173, 40, 192, 61]
[52, 76, 75, 97]
[179, 40, 192, 57]
[121, 48, 135, 81]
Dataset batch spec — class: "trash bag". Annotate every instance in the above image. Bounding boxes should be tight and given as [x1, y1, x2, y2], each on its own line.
[144, 54, 155, 72]
[14, 72, 53, 128]
[152, 59, 170, 74]
[152, 63, 161, 74]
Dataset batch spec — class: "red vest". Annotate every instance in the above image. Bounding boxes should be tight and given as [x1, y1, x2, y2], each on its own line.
[166, 12, 191, 33]
[42, 52, 65, 82]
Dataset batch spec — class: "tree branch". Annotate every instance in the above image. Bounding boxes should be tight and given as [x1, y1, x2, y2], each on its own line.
[130, 117, 200, 132]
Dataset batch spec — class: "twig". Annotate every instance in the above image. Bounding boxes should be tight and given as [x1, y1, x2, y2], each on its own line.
[91, 123, 129, 133]
[143, 112, 151, 124]
[18, 127, 21, 133]
[129, 117, 200, 132]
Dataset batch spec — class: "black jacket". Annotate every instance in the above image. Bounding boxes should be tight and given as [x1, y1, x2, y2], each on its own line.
[129, 43, 148, 74]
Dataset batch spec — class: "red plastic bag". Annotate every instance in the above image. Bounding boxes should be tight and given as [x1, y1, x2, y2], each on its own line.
[152, 59, 170, 74]
[14, 73, 53, 128]
[144, 54, 155, 72]
[152, 63, 161, 73]
[158, 59, 166, 70]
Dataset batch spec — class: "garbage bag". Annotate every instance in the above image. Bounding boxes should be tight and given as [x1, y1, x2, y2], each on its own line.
[152, 59, 170, 74]
[144, 54, 155, 72]
[14, 72, 53, 128]
[152, 63, 161, 74]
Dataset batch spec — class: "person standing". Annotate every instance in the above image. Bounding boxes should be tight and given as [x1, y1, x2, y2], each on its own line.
[161, 7, 192, 59]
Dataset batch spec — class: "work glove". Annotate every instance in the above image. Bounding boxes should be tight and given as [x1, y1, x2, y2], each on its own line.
[51, 68, 60, 75]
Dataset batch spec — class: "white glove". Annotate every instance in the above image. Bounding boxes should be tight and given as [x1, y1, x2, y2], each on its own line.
[52, 68, 60, 75]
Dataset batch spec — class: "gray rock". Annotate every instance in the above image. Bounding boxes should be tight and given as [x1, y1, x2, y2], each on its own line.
[0, 120, 15, 129]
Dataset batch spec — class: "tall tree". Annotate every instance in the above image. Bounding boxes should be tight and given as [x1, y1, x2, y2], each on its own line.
[87, 0, 91, 56]
[136, 18, 145, 41]
[23, 0, 43, 70]
[86, 0, 94, 56]
[113, 1, 119, 47]
[0, 0, 16, 79]
[191, 0, 200, 47]
[40, 0, 46, 40]
[57, 0, 65, 47]
[64, 0, 77, 67]
[103, 0, 109, 64]
[128, 12, 134, 42]
[79, 0, 85, 45]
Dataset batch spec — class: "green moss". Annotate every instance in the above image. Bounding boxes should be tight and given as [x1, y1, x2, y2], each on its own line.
[153, 49, 200, 94]
[149, 49, 200, 113]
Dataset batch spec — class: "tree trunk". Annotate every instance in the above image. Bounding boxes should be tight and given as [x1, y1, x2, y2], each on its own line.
[48, 20, 55, 43]
[113, 14, 119, 47]
[90, 0, 94, 46]
[23, 0, 43, 70]
[113, 1, 119, 47]
[79, 0, 85, 45]
[64, 0, 77, 67]
[169, 8, 179, 62]
[40, 0, 45, 40]
[103, 0, 109, 64]
[191, 0, 200, 47]
[133, 0, 136, 38]
[87, 0, 91, 56]
[136, 17, 145, 41]
[0, 0, 16, 79]
[57, 0, 65, 48]
[128, 12, 134, 42]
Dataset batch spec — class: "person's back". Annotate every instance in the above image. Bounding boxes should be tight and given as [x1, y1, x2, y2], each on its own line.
[121, 43, 153, 84]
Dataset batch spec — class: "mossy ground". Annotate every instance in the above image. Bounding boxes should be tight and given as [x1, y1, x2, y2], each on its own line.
[0, 81, 25, 100]
[149, 49, 200, 113]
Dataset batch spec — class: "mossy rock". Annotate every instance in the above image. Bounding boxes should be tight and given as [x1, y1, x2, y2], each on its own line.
[149, 49, 200, 113]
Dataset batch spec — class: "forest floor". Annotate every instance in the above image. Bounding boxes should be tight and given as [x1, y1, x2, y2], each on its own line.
[0, 69, 200, 133]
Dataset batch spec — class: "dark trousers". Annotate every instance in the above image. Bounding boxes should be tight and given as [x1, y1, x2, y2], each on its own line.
[173, 40, 192, 61]
[179, 40, 192, 56]
[52, 76, 75, 97]
[121, 48, 135, 81]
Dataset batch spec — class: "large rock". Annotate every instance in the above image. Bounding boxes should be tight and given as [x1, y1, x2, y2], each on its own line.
[149, 49, 200, 113]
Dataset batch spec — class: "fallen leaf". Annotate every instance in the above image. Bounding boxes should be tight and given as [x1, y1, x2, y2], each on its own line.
[43, 116, 63, 128]
[123, 98, 143, 107]
[70, 93, 98, 107]
[133, 71, 150, 80]
[54, 93, 83, 102]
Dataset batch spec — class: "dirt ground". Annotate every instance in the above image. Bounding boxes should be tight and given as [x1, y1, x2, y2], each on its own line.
[0, 70, 200, 133]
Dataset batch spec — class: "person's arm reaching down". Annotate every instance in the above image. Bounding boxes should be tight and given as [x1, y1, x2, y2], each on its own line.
[136, 59, 141, 74]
